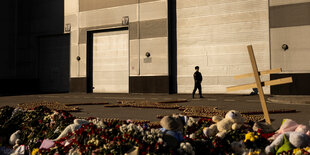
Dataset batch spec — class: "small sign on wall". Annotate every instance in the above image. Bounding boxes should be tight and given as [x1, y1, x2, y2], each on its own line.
[144, 57, 152, 63]
[122, 16, 129, 25]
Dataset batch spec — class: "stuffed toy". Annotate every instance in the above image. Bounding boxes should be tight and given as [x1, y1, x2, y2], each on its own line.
[252, 121, 274, 133]
[9, 130, 21, 146]
[159, 114, 190, 148]
[265, 131, 310, 154]
[203, 110, 244, 138]
[231, 141, 246, 155]
[265, 119, 310, 154]
[269, 119, 310, 140]
[54, 119, 89, 141]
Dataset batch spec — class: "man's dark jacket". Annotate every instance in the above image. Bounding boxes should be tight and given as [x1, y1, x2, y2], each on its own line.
[194, 71, 202, 83]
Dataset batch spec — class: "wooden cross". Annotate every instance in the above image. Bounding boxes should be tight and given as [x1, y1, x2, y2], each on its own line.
[226, 45, 293, 124]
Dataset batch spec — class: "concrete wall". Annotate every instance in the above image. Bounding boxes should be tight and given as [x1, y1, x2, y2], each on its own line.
[65, 0, 169, 93]
[270, 1, 310, 73]
[177, 0, 270, 94]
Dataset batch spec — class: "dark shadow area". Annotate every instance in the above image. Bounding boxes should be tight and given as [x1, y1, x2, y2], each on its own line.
[0, 0, 68, 95]
[168, 0, 177, 94]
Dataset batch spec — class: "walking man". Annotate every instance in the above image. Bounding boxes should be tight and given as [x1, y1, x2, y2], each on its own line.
[192, 66, 203, 98]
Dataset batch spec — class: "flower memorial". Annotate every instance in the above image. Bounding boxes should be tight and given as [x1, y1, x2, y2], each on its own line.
[0, 105, 309, 155]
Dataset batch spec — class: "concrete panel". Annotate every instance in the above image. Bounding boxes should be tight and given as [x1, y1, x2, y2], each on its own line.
[130, 40, 140, 76]
[177, 0, 246, 9]
[177, 0, 268, 18]
[65, 14, 78, 30]
[270, 0, 310, 6]
[178, 66, 230, 77]
[140, 37, 168, 76]
[140, 18, 168, 39]
[70, 77, 87, 92]
[270, 2, 310, 28]
[178, 11, 268, 28]
[70, 44, 79, 77]
[271, 26, 310, 72]
[79, 44, 87, 77]
[140, 0, 167, 21]
[65, 0, 79, 15]
[140, 0, 159, 3]
[207, 53, 268, 66]
[228, 64, 270, 76]
[178, 21, 268, 38]
[178, 55, 207, 67]
[70, 30, 79, 44]
[178, 31, 269, 47]
[79, 4, 138, 28]
[129, 76, 169, 93]
[129, 22, 138, 40]
[80, 0, 138, 12]
[206, 43, 269, 56]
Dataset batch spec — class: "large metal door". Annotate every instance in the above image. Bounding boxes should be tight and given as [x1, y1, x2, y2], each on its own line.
[93, 30, 129, 93]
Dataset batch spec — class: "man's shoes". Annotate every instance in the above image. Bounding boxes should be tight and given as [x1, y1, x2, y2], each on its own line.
[200, 96, 204, 98]
[250, 91, 258, 95]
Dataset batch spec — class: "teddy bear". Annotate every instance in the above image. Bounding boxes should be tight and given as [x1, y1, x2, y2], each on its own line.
[159, 114, 192, 148]
[203, 110, 244, 138]
[231, 141, 246, 155]
[9, 130, 23, 150]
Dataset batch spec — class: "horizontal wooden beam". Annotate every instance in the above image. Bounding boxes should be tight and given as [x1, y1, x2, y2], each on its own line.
[234, 68, 282, 79]
[226, 77, 293, 92]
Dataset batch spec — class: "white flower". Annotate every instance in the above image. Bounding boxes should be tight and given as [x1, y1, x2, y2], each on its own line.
[137, 125, 144, 132]
[157, 138, 163, 143]
[151, 128, 156, 134]
[189, 133, 196, 139]
[145, 131, 150, 135]
[187, 117, 196, 127]
[120, 124, 127, 133]
[179, 142, 195, 155]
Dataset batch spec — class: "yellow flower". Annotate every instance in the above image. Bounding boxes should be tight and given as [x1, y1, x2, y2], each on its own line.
[32, 148, 39, 155]
[244, 132, 258, 142]
[293, 148, 301, 155]
[248, 150, 260, 155]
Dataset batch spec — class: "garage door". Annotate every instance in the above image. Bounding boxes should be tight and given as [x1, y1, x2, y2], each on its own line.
[93, 30, 129, 93]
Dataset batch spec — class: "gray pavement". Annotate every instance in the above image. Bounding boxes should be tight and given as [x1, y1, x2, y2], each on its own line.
[0, 93, 309, 129]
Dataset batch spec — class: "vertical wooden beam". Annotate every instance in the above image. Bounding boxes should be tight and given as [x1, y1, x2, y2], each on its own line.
[247, 45, 271, 124]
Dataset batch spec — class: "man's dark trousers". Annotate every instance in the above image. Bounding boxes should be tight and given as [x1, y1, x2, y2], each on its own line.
[192, 82, 202, 98]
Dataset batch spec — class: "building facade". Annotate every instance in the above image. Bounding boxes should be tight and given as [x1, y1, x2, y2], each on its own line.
[65, 0, 310, 94]
[65, 0, 171, 93]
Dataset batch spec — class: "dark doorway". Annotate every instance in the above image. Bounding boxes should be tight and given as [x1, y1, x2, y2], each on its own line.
[168, 0, 177, 94]
[38, 34, 70, 93]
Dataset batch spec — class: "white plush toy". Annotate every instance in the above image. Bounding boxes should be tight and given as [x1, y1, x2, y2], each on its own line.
[9, 130, 21, 145]
[203, 110, 244, 138]
[54, 119, 89, 141]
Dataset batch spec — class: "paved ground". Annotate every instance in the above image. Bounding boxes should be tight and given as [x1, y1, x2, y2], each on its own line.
[0, 93, 309, 129]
